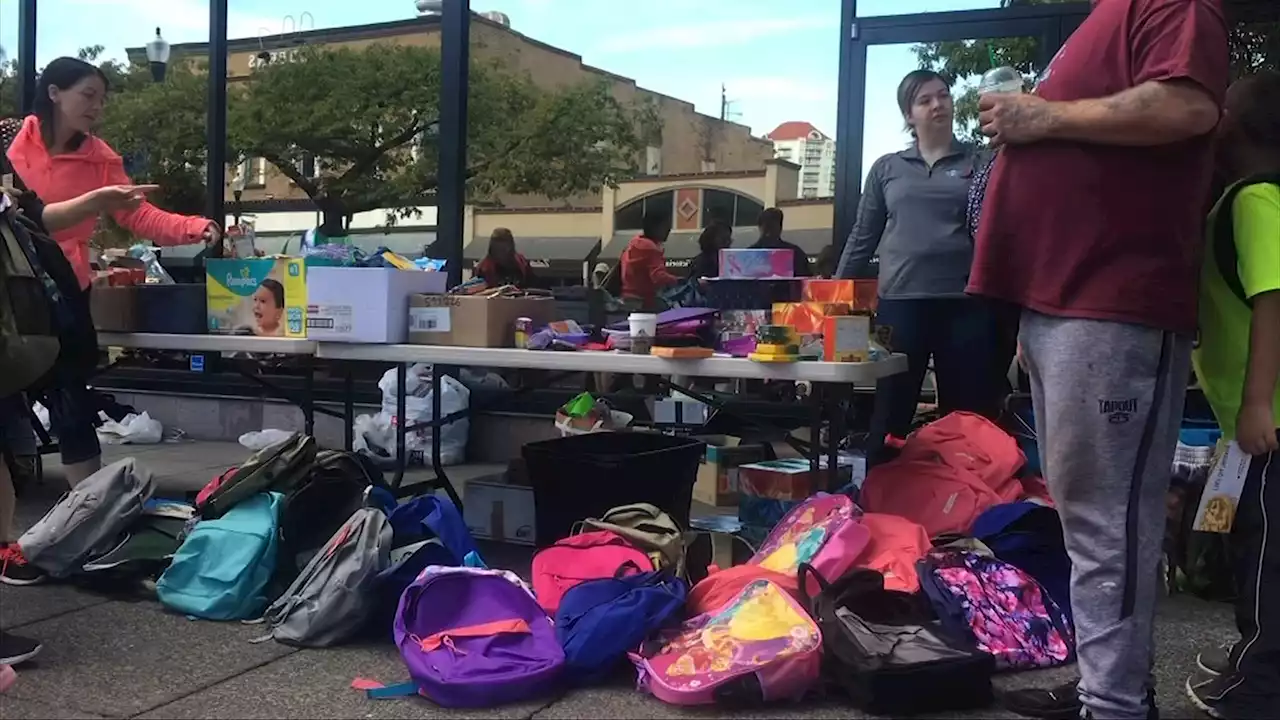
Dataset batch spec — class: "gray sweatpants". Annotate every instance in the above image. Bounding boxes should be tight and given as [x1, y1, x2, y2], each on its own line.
[1019, 310, 1191, 720]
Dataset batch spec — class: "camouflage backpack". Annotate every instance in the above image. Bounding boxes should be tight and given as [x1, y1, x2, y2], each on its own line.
[0, 211, 60, 397]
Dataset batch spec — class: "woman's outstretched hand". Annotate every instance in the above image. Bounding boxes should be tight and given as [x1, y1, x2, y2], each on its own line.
[91, 184, 160, 212]
[202, 222, 223, 250]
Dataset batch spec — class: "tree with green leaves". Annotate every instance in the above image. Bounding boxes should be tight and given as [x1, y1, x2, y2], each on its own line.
[915, 0, 1279, 142]
[223, 43, 659, 234]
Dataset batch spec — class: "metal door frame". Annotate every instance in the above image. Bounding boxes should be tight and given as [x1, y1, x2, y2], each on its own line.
[831, 2, 1092, 257]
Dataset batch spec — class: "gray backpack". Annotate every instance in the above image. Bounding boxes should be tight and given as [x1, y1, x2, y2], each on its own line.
[256, 507, 392, 648]
[19, 458, 155, 578]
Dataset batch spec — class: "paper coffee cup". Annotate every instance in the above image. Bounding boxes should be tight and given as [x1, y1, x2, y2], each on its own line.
[629, 312, 658, 354]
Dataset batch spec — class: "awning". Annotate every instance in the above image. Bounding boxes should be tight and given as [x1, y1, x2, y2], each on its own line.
[463, 236, 602, 263]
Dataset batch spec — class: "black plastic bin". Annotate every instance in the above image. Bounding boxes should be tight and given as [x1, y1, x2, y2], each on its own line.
[522, 432, 706, 546]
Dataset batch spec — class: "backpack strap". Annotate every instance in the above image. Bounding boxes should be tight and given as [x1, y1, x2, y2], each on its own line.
[1213, 173, 1280, 307]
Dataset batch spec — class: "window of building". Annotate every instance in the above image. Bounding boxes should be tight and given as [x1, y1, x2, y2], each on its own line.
[645, 146, 662, 175]
[238, 157, 267, 189]
[701, 189, 765, 228]
[614, 190, 675, 231]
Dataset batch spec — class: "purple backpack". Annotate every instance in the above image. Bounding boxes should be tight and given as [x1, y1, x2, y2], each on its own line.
[917, 550, 1074, 671]
[385, 566, 565, 708]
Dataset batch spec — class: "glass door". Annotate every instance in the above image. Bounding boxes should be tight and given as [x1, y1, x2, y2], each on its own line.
[832, 3, 1091, 252]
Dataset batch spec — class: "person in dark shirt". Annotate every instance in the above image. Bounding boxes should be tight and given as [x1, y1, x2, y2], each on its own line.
[751, 207, 810, 278]
[971, 1, 1230, 719]
[687, 222, 731, 279]
[474, 227, 536, 289]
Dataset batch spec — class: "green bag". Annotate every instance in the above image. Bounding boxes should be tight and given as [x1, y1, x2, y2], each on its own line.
[576, 503, 687, 579]
[199, 433, 318, 519]
[0, 219, 59, 398]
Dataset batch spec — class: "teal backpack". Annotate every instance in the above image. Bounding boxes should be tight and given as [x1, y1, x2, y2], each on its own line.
[157, 492, 284, 621]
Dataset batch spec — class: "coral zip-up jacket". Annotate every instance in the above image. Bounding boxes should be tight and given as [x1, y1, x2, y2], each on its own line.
[6, 116, 211, 288]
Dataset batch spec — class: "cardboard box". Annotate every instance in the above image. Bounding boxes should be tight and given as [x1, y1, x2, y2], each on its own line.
[205, 258, 307, 337]
[305, 267, 447, 343]
[823, 315, 872, 362]
[407, 294, 556, 348]
[464, 480, 536, 545]
[718, 248, 794, 279]
[738, 457, 854, 501]
[90, 286, 140, 332]
[693, 436, 769, 506]
[772, 302, 852, 334]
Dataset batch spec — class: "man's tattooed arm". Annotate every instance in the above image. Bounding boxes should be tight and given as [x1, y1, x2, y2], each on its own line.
[1043, 79, 1220, 147]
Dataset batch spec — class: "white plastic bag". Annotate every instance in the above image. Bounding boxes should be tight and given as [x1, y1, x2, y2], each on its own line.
[96, 412, 163, 445]
[31, 403, 50, 431]
[357, 364, 469, 465]
[238, 429, 294, 451]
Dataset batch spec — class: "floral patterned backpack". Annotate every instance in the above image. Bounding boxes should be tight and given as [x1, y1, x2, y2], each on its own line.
[917, 549, 1074, 671]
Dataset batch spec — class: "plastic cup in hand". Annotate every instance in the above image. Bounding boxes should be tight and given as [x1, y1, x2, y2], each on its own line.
[628, 312, 658, 355]
[979, 66, 1024, 95]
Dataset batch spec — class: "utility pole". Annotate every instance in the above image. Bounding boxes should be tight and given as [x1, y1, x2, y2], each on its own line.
[719, 83, 741, 122]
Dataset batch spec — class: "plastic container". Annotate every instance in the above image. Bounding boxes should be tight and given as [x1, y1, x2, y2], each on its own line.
[138, 284, 207, 334]
[522, 432, 705, 545]
[979, 66, 1024, 95]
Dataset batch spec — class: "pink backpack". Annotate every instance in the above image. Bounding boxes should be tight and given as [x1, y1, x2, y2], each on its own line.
[530, 530, 652, 613]
[631, 577, 821, 705]
[861, 412, 1025, 537]
[687, 493, 868, 616]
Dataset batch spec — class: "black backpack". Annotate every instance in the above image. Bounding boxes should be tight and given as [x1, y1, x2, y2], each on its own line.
[1213, 173, 1280, 306]
[798, 565, 994, 716]
[270, 450, 379, 598]
[0, 213, 61, 397]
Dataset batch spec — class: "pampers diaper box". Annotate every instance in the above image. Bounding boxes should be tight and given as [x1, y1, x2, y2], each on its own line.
[205, 258, 308, 337]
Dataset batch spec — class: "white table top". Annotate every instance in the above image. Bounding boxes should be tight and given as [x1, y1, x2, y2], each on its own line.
[97, 333, 317, 356]
[313, 343, 907, 383]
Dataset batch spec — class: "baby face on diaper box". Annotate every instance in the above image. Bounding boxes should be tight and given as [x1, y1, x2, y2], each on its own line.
[205, 258, 307, 337]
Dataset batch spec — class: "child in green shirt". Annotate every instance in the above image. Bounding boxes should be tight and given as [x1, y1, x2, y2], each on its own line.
[1186, 70, 1280, 720]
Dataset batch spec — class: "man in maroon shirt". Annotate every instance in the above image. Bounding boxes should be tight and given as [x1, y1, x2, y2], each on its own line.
[970, 1, 1229, 718]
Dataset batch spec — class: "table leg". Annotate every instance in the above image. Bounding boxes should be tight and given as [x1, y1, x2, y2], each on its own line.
[825, 383, 848, 493]
[808, 382, 824, 475]
[342, 365, 355, 452]
[302, 356, 315, 437]
[430, 364, 462, 510]
[392, 362, 407, 490]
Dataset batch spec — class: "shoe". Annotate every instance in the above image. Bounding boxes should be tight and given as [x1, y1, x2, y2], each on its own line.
[1000, 680, 1083, 720]
[0, 664, 15, 693]
[1197, 642, 1235, 676]
[0, 632, 41, 666]
[1001, 679, 1159, 720]
[0, 543, 46, 586]
[1186, 668, 1229, 719]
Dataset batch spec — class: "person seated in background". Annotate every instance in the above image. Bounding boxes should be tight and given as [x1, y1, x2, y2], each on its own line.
[751, 207, 811, 277]
[687, 222, 732, 280]
[620, 212, 678, 311]
[475, 227, 537, 289]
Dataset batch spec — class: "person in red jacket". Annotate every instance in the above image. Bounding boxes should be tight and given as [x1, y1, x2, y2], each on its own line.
[474, 227, 537, 289]
[620, 212, 677, 310]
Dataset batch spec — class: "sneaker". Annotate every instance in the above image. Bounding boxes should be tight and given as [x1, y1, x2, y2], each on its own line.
[0, 544, 46, 586]
[1001, 680, 1159, 720]
[0, 631, 41, 666]
[1196, 642, 1235, 676]
[1000, 680, 1084, 720]
[1186, 668, 1229, 719]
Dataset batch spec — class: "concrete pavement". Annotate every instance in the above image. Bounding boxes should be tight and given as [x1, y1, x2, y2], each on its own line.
[0, 441, 1231, 719]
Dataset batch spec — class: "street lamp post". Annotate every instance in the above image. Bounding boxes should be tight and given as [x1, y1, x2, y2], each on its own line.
[145, 28, 171, 83]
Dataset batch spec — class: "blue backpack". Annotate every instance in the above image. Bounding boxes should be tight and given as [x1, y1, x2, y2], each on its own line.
[157, 492, 283, 621]
[369, 495, 482, 635]
[555, 570, 688, 685]
[970, 502, 1072, 621]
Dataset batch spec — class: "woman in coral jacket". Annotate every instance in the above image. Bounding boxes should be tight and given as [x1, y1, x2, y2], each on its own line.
[7, 57, 220, 288]
[0, 58, 220, 587]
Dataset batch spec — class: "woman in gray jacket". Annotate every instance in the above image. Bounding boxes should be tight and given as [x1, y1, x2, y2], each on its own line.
[838, 69, 1010, 454]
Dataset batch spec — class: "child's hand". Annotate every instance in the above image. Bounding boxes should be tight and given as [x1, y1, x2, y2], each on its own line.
[1236, 402, 1279, 457]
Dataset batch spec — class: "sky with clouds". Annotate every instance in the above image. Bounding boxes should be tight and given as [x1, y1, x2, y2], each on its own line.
[0, 0, 1009, 184]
